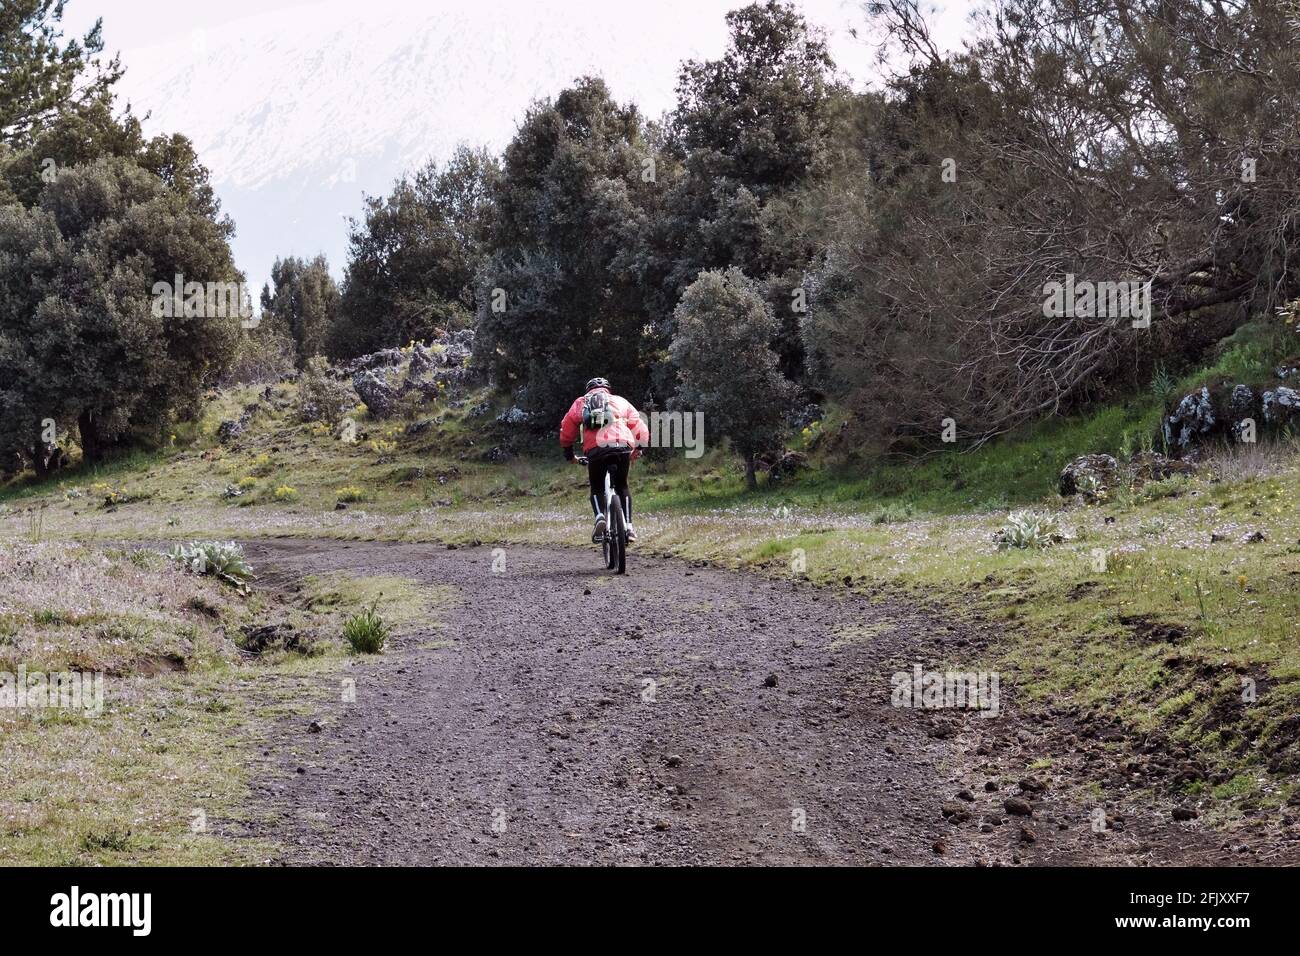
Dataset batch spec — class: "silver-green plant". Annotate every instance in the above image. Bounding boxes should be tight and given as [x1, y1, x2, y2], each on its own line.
[166, 540, 254, 585]
[994, 510, 1065, 549]
[1075, 472, 1108, 504]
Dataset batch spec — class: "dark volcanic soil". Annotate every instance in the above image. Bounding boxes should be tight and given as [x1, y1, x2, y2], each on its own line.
[238, 539, 1291, 866]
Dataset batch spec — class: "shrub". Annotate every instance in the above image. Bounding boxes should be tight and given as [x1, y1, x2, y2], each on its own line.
[273, 485, 298, 502]
[80, 828, 132, 852]
[343, 603, 388, 653]
[296, 356, 355, 426]
[1138, 476, 1191, 502]
[994, 510, 1065, 549]
[166, 541, 254, 585]
[336, 486, 366, 503]
[223, 324, 296, 386]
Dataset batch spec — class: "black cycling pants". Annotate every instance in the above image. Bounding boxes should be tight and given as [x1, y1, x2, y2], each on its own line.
[588, 450, 632, 521]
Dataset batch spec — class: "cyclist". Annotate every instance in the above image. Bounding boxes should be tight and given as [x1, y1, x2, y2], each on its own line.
[559, 377, 648, 543]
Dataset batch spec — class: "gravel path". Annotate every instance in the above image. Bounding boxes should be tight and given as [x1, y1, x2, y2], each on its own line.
[239, 539, 1281, 866]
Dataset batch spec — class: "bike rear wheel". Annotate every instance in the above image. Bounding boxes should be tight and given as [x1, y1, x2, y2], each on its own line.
[608, 494, 627, 575]
[602, 505, 617, 570]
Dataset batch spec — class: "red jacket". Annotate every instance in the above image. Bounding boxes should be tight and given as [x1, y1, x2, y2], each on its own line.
[559, 388, 649, 455]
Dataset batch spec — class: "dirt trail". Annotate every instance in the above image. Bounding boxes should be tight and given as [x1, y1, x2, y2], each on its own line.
[239, 539, 1267, 866]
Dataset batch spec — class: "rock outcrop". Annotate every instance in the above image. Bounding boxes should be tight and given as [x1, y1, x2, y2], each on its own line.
[1059, 454, 1120, 497]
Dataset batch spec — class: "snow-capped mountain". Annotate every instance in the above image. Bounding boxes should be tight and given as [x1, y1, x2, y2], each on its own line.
[102, 0, 941, 293]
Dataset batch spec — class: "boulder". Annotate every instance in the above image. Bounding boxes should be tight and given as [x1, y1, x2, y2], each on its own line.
[496, 405, 531, 425]
[217, 405, 258, 442]
[1261, 385, 1300, 424]
[1227, 384, 1259, 441]
[340, 348, 404, 377]
[408, 343, 438, 376]
[1163, 386, 1216, 453]
[352, 369, 399, 418]
[1059, 454, 1119, 497]
[441, 328, 474, 367]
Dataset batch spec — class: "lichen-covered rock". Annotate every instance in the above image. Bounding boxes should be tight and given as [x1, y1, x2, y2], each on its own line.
[340, 348, 404, 377]
[1163, 386, 1217, 452]
[1059, 454, 1119, 497]
[442, 328, 474, 367]
[787, 404, 823, 430]
[400, 378, 441, 402]
[216, 403, 261, 442]
[1261, 386, 1300, 424]
[1226, 384, 1259, 441]
[496, 405, 531, 425]
[352, 369, 399, 418]
[408, 344, 438, 376]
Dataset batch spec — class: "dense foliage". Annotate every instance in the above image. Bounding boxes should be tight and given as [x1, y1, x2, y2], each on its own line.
[6, 0, 1298, 485]
[0, 3, 242, 472]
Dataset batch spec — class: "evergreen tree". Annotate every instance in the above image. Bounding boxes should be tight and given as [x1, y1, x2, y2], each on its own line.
[330, 145, 498, 358]
[662, 1, 836, 377]
[261, 254, 339, 365]
[670, 268, 797, 489]
[474, 77, 666, 418]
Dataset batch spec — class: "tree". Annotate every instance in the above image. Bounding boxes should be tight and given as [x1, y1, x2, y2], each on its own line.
[0, 201, 68, 476]
[661, 1, 836, 376]
[670, 268, 798, 489]
[0, 155, 241, 467]
[804, 0, 1300, 450]
[0, 3, 239, 473]
[0, 0, 121, 148]
[261, 254, 339, 365]
[474, 77, 667, 418]
[330, 145, 498, 358]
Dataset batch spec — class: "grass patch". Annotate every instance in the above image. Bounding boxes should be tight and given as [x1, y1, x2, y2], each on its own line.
[343, 604, 389, 654]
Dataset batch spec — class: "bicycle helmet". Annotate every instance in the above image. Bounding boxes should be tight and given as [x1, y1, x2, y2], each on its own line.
[585, 377, 610, 392]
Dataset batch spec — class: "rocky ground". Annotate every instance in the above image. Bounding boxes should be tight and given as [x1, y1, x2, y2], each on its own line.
[236, 539, 1295, 866]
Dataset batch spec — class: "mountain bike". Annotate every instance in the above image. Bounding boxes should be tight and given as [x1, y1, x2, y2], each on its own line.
[575, 456, 628, 575]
